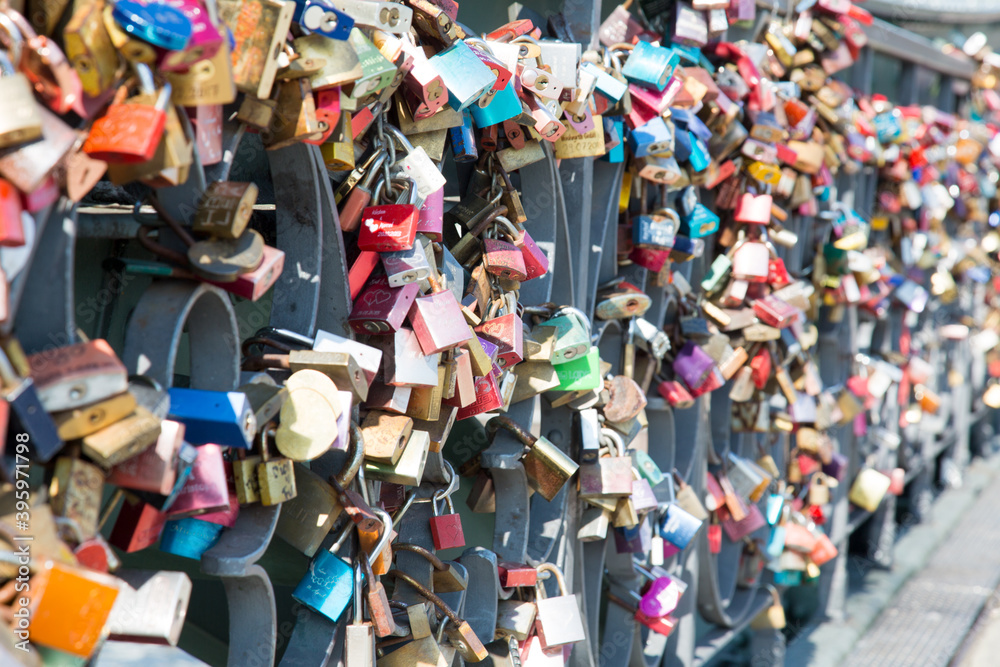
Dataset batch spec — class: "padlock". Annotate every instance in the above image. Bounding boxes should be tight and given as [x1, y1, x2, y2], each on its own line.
[381, 240, 431, 288]
[28, 560, 121, 657]
[84, 74, 171, 163]
[166, 387, 256, 449]
[364, 428, 431, 486]
[343, 562, 376, 665]
[294, 0, 354, 39]
[360, 410, 413, 464]
[410, 275, 475, 356]
[534, 563, 586, 648]
[167, 444, 230, 517]
[350, 274, 420, 334]
[256, 427, 297, 505]
[750, 585, 787, 630]
[27, 339, 128, 412]
[274, 369, 342, 461]
[64, 0, 119, 98]
[50, 456, 104, 539]
[429, 39, 495, 111]
[622, 40, 678, 91]
[358, 176, 419, 252]
[497, 598, 538, 641]
[659, 503, 703, 549]
[159, 516, 224, 559]
[734, 193, 773, 224]
[632, 210, 679, 250]
[429, 462, 465, 550]
[106, 569, 192, 646]
[476, 311, 524, 370]
[193, 182, 258, 240]
[218, 0, 295, 98]
[81, 405, 162, 468]
[293, 530, 367, 623]
[487, 416, 578, 501]
[578, 428, 634, 498]
[848, 468, 891, 512]
[52, 390, 137, 442]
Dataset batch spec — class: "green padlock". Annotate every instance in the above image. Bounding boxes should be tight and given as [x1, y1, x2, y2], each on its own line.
[553, 346, 601, 391]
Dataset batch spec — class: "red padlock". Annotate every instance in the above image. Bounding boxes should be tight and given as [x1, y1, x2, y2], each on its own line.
[455, 372, 503, 420]
[482, 237, 528, 281]
[357, 177, 419, 252]
[707, 516, 722, 554]
[767, 257, 790, 286]
[428, 471, 465, 550]
[0, 178, 24, 246]
[658, 380, 694, 409]
[475, 312, 524, 369]
[749, 347, 772, 389]
[734, 193, 773, 224]
[83, 75, 171, 164]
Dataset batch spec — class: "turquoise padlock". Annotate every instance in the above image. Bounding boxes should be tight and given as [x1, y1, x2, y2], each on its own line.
[773, 569, 802, 586]
[765, 524, 785, 560]
[765, 493, 784, 525]
[429, 41, 495, 111]
[470, 78, 521, 127]
[621, 41, 678, 91]
[292, 507, 393, 622]
[688, 132, 710, 172]
[159, 517, 224, 560]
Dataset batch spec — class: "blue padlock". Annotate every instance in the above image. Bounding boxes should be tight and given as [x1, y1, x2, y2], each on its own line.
[470, 78, 522, 127]
[765, 493, 784, 525]
[429, 41, 495, 111]
[293, 507, 392, 621]
[688, 133, 710, 172]
[628, 117, 674, 157]
[873, 111, 902, 143]
[603, 117, 626, 163]
[668, 234, 704, 262]
[671, 108, 712, 143]
[622, 41, 679, 91]
[449, 111, 478, 163]
[772, 569, 802, 586]
[166, 388, 257, 449]
[679, 203, 719, 238]
[614, 520, 652, 554]
[765, 524, 785, 560]
[659, 503, 702, 549]
[112, 0, 193, 51]
[632, 212, 678, 250]
[581, 62, 628, 104]
[292, 549, 354, 621]
[292, 0, 354, 40]
[673, 126, 692, 162]
[159, 517, 224, 559]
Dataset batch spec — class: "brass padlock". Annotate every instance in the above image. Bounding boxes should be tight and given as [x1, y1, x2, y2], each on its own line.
[486, 416, 579, 501]
[193, 182, 259, 239]
[257, 427, 297, 505]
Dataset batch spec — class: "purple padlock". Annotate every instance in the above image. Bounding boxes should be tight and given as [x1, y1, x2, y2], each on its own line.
[822, 451, 849, 482]
[722, 503, 767, 542]
[614, 520, 652, 554]
[639, 576, 681, 618]
[673, 341, 717, 392]
[158, 0, 225, 71]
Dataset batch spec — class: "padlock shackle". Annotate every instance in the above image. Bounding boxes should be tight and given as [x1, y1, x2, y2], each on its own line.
[383, 569, 465, 627]
[394, 542, 450, 572]
[252, 327, 316, 348]
[241, 336, 295, 356]
[534, 562, 569, 597]
[331, 422, 365, 489]
[484, 415, 536, 448]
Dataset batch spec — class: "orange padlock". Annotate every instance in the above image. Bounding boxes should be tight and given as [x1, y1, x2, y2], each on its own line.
[28, 560, 120, 657]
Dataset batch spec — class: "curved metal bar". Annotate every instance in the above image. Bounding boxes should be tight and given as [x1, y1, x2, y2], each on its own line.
[310, 145, 354, 338]
[219, 565, 278, 667]
[14, 197, 76, 351]
[2, 201, 52, 336]
[695, 394, 761, 629]
[456, 547, 500, 645]
[266, 143, 325, 338]
[122, 281, 240, 391]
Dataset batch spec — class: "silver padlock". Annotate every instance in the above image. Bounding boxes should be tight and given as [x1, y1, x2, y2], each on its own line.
[534, 563, 586, 649]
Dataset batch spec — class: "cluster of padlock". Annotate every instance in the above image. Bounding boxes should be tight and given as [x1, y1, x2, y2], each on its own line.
[1, 0, 1000, 662]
